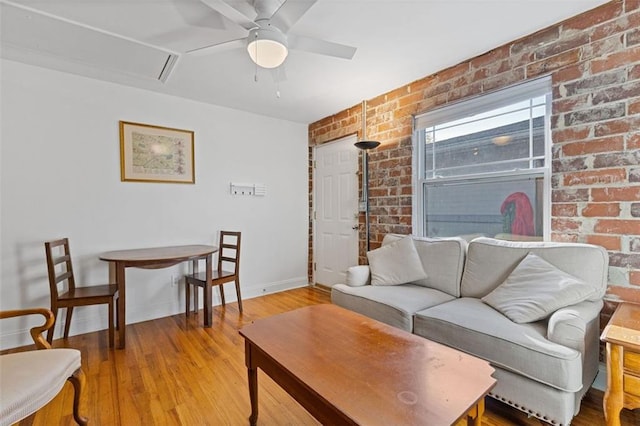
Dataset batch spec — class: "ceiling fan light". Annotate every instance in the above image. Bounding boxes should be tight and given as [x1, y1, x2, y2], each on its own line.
[247, 27, 288, 69]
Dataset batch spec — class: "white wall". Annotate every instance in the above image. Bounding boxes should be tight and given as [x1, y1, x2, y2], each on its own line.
[0, 60, 309, 349]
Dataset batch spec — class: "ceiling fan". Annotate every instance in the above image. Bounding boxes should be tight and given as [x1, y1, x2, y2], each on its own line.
[188, 0, 357, 69]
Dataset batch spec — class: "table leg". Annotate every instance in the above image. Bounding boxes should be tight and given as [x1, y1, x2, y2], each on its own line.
[246, 342, 259, 426]
[115, 262, 126, 349]
[604, 343, 623, 426]
[204, 253, 212, 327]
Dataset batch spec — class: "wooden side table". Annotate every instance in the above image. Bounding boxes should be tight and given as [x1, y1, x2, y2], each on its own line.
[601, 302, 640, 426]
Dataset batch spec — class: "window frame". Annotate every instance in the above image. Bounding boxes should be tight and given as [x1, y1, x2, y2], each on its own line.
[412, 77, 552, 240]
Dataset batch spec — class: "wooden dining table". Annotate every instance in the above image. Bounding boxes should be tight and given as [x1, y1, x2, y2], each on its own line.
[100, 245, 218, 349]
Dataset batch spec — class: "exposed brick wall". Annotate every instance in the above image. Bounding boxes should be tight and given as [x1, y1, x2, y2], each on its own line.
[309, 0, 640, 298]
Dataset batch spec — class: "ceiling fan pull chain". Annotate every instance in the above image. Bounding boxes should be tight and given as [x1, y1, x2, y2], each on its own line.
[254, 32, 259, 82]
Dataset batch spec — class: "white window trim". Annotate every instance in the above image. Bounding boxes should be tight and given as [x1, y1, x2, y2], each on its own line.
[412, 77, 552, 240]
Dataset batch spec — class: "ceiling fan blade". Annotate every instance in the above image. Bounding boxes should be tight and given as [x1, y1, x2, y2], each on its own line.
[270, 0, 318, 33]
[288, 34, 356, 60]
[199, 0, 257, 31]
[187, 38, 246, 56]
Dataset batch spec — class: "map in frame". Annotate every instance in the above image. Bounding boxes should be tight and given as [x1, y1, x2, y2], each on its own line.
[119, 121, 195, 184]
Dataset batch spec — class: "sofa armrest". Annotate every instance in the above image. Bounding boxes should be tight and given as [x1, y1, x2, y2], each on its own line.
[346, 265, 371, 287]
[547, 299, 603, 353]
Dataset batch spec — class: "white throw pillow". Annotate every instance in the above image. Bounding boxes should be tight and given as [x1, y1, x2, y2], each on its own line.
[367, 236, 428, 286]
[346, 265, 371, 287]
[481, 252, 596, 323]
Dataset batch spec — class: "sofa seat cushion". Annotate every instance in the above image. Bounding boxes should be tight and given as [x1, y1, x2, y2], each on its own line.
[413, 298, 582, 392]
[331, 284, 455, 332]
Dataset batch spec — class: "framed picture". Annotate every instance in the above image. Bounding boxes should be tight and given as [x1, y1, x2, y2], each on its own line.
[119, 121, 195, 184]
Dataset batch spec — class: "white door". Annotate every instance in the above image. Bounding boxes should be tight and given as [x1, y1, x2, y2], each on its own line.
[314, 135, 359, 286]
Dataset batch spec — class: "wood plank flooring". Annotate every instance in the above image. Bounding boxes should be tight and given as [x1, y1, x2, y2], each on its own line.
[14, 286, 640, 425]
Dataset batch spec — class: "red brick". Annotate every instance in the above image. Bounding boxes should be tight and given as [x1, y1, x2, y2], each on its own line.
[405, 77, 436, 95]
[553, 158, 589, 174]
[606, 285, 640, 301]
[552, 126, 592, 143]
[561, 70, 626, 97]
[592, 11, 640, 40]
[594, 219, 640, 234]
[593, 150, 640, 168]
[510, 51, 534, 69]
[563, 168, 627, 186]
[610, 252, 640, 269]
[535, 33, 590, 60]
[527, 49, 582, 78]
[397, 92, 424, 109]
[629, 27, 640, 47]
[565, 102, 626, 126]
[561, 136, 624, 156]
[426, 81, 452, 98]
[437, 62, 471, 82]
[552, 63, 588, 83]
[553, 95, 591, 113]
[594, 116, 640, 136]
[563, 1, 624, 31]
[628, 0, 640, 12]
[592, 46, 640, 73]
[553, 188, 590, 202]
[551, 232, 579, 242]
[511, 26, 560, 55]
[582, 203, 622, 217]
[586, 234, 622, 250]
[630, 97, 640, 115]
[593, 81, 640, 105]
[630, 133, 640, 150]
[552, 217, 581, 231]
[552, 203, 578, 216]
[587, 34, 625, 58]
[482, 69, 526, 92]
[631, 271, 640, 286]
[592, 186, 640, 201]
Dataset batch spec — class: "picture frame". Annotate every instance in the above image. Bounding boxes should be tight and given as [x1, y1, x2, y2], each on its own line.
[119, 120, 195, 184]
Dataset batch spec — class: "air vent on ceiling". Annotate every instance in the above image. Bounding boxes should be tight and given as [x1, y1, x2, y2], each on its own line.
[0, 2, 179, 83]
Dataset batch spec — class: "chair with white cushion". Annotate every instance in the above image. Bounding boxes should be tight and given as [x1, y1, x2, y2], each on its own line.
[0, 308, 87, 425]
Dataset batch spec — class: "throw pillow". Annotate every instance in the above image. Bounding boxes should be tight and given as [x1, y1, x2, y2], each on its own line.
[481, 252, 595, 323]
[346, 265, 371, 287]
[367, 236, 428, 286]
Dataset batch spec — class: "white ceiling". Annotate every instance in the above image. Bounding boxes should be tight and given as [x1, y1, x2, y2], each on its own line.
[1, 0, 609, 124]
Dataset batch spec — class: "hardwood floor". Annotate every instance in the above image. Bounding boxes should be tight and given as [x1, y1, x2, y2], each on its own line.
[16, 286, 640, 425]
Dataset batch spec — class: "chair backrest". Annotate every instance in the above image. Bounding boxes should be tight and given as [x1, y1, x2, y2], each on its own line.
[44, 238, 76, 299]
[218, 231, 241, 275]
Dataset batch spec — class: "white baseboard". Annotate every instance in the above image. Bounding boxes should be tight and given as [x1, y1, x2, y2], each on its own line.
[0, 277, 310, 350]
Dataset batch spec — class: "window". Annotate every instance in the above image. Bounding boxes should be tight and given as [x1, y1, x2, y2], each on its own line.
[413, 77, 551, 241]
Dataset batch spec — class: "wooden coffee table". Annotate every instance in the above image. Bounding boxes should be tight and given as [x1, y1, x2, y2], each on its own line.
[239, 304, 496, 425]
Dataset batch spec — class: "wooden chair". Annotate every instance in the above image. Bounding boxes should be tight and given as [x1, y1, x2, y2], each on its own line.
[44, 238, 119, 347]
[185, 231, 243, 315]
[0, 308, 88, 425]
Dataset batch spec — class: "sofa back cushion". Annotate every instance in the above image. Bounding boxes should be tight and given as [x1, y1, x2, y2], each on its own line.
[382, 234, 466, 297]
[461, 237, 608, 299]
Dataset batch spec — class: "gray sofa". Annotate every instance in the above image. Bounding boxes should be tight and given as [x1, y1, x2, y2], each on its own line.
[331, 234, 608, 425]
